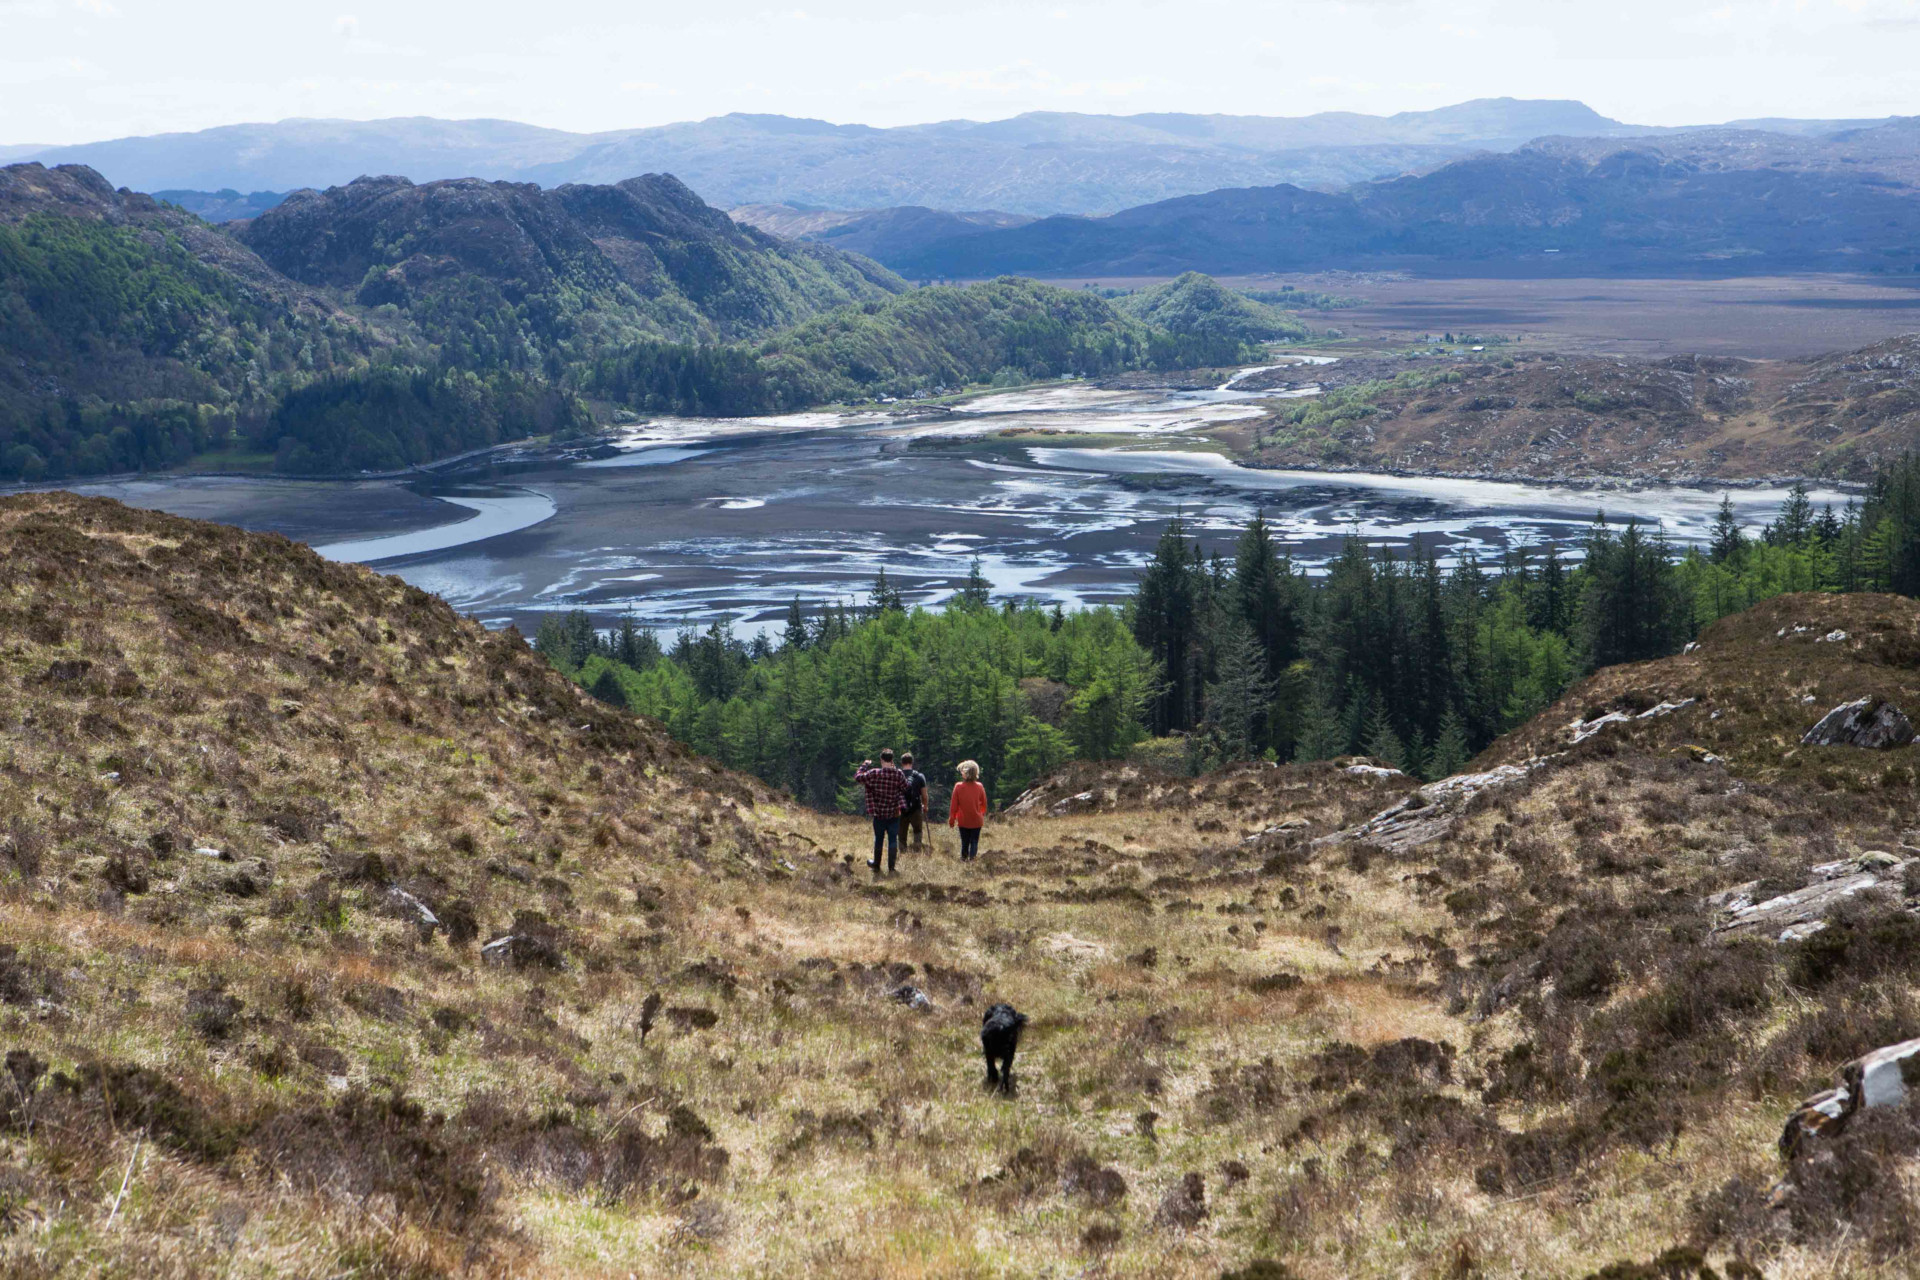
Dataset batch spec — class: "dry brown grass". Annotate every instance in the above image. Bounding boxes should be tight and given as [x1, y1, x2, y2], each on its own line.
[2, 494, 1918, 1277]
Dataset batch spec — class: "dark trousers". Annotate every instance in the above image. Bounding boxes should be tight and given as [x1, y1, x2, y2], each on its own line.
[870, 816, 900, 868]
[901, 807, 925, 847]
[958, 826, 981, 861]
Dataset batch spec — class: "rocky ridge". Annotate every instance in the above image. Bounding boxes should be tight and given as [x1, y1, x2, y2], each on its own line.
[1240, 337, 1920, 483]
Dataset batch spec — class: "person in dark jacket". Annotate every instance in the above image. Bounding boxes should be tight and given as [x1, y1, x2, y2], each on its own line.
[898, 752, 928, 852]
[854, 750, 908, 873]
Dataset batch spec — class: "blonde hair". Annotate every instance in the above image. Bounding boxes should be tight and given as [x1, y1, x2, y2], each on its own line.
[958, 760, 979, 781]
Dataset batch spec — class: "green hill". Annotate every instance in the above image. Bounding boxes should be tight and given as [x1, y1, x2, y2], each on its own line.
[0, 163, 905, 481]
[1110, 272, 1309, 344]
[235, 173, 904, 364]
[587, 277, 1174, 413]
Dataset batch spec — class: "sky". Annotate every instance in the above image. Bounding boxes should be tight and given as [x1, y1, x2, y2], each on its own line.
[2, 0, 1917, 145]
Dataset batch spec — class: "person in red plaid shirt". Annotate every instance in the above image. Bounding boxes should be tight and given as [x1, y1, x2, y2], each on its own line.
[855, 749, 908, 873]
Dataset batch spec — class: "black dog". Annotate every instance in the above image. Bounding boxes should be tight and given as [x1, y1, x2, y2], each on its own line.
[981, 1002, 1028, 1092]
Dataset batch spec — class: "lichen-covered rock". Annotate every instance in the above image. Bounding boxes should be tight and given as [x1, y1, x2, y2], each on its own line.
[1780, 1036, 1920, 1157]
[1712, 871, 1887, 942]
[1802, 697, 1915, 749]
[1709, 851, 1911, 942]
[1316, 763, 1539, 854]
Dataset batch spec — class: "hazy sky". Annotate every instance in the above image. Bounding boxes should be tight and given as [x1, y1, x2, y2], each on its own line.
[3, 0, 1917, 144]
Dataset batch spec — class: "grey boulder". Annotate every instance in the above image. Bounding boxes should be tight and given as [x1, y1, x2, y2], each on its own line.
[1780, 1036, 1920, 1157]
[1802, 697, 1915, 749]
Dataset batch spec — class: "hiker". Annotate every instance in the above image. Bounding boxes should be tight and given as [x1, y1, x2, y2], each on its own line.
[854, 749, 909, 873]
[948, 759, 987, 862]
[899, 752, 929, 851]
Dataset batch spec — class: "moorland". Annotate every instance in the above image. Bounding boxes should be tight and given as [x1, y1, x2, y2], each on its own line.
[9, 489, 1920, 1277]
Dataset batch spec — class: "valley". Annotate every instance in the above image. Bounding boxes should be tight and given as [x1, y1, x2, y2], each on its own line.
[62, 369, 1852, 640]
[12, 0, 1920, 1267]
[7, 495, 1920, 1276]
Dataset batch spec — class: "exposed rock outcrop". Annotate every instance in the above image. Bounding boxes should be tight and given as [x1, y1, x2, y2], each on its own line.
[1780, 1036, 1920, 1157]
[1315, 763, 1540, 854]
[1801, 696, 1915, 749]
[1709, 851, 1912, 942]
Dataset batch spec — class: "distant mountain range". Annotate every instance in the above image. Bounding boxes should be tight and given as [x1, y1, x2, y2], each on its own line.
[730, 205, 1036, 264]
[152, 189, 289, 222]
[883, 120, 1920, 278]
[9, 99, 1899, 217]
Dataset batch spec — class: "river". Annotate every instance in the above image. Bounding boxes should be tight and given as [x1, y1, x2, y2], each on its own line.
[70, 363, 1852, 637]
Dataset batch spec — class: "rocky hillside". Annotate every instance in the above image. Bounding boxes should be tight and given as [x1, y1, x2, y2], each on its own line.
[1240, 336, 1920, 482]
[7, 496, 1920, 1276]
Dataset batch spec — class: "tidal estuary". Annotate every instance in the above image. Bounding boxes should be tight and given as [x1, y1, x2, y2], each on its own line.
[72, 366, 1851, 636]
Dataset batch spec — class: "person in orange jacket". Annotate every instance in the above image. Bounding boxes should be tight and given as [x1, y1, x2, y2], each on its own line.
[948, 759, 988, 862]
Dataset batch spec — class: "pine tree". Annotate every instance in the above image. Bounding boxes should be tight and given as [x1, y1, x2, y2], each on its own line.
[870, 568, 905, 615]
[958, 556, 992, 608]
[533, 614, 573, 669]
[1362, 701, 1406, 771]
[782, 597, 809, 651]
[1404, 728, 1429, 782]
[1815, 503, 1842, 545]
[1232, 510, 1300, 676]
[1133, 515, 1201, 734]
[1581, 517, 1688, 668]
[1709, 494, 1745, 564]
[588, 666, 628, 708]
[1340, 679, 1371, 758]
[1291, 680, 1346, 762]
[1199, 621, 1275, 764]
[1535, 543, 1571, 636]
[1766, 481, 1815, 548]
[562, 610, 596, 669]
[1428, 707, 1472, 779]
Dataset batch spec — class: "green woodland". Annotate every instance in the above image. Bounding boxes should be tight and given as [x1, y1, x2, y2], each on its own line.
[538, 457, 1920, 815]
[584, 277, 1256, 416]
[0, 214, 588, 478]
[7, 202, 1274, 483]
[1110, 272, 1311, 346]
[0, 214, 358, 479]
[1, 172, 1409, 485]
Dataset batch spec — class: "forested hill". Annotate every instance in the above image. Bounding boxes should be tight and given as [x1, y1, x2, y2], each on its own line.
[0, 162, 908, 481]
[893, 119, 1920, 277]
[1109, 273, 1309, 345]
[583, 277, 1261, 415]
[0, 163, 379, 479]
[234, 172, 904, 359]
[2, 160, 1292, 481]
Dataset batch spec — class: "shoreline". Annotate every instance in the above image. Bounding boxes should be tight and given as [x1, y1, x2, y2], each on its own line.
[1224, 455, 1869, 497]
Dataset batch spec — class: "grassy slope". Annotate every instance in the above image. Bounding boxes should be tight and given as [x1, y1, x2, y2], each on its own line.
[3, 497, 1919, 1276]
